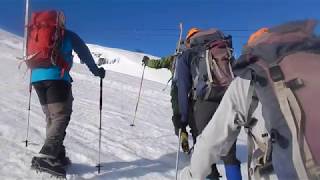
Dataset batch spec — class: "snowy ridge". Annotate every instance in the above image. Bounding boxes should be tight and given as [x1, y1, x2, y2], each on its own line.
[76, 44, 171, 85]
[0, 29, 249, 180]
[0, 29, 23, 58]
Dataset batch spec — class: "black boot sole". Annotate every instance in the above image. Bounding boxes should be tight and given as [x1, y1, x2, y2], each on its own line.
[31, 157, 66, 179]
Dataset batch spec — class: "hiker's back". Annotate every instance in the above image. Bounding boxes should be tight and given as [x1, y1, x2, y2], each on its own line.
[27, 10, 73, 83]
[31, 30, 73, 83]
[235, 20, 320, 180]
[188, 29, 234, 101]
[184, 28, 242, 179]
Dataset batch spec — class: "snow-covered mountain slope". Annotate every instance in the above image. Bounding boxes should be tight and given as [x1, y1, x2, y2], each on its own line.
[83, 44, 171, 85]
[0, 29, 249, 180]
[0, 29, 24, 58]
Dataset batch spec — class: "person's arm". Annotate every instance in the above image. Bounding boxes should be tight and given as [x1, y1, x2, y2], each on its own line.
[146, 56, 174, 70]
[180, 78, 251, 179]
[177, 51, 192, 126]
[68, 30, 101, 76]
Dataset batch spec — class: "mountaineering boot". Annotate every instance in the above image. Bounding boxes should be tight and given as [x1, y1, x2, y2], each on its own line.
[225, 164, 242, 180]
[57, 154, 71, 168]
[206, 174, 221, 180]
[57, 145, 71, 167]
[31, 156, 66, 178]
[206, 164, 222, 180]
[180, 131, 189, 153]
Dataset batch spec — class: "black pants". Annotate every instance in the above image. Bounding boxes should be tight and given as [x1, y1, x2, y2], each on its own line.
[193, 99, 240, 177]
[33, 80, 73, 158]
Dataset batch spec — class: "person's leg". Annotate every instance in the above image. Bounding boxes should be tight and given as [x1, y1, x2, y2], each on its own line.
[193, 100, 219, 134]
[33, 82, 52, 139]
[37, 81, 73, 159]
[188, 99, 197, 144]
[193, 99, 221, 179]
[206, 164, 221, 180]
[221, 142, 242, 180]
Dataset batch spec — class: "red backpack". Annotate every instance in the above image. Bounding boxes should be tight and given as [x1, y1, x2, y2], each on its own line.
[26, 10, 69, 75]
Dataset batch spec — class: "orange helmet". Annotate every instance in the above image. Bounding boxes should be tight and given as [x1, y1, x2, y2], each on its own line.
[248, 28, 269, 45]
[186, 27, 200, 40]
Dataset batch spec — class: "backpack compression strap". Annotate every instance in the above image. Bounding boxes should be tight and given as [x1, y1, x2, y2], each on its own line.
[235, 72, 273, 180]
[273, 77, 320, 179]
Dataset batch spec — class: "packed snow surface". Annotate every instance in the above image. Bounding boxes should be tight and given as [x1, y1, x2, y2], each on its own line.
[0, 29, 250, 180]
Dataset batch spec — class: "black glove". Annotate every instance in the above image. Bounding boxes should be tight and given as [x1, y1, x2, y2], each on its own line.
[142, 56, 150, 66]
[97, 67, 105, 79]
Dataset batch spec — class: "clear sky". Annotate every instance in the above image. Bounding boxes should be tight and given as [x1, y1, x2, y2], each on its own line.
[0, 0, 319, 57]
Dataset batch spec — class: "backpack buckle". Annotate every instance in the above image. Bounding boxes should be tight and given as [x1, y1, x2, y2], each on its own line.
[285, 78, 304, 90]
[270, 129, 289, 149]
[258, 161, 274, 175]
[269, 65, 284, 82]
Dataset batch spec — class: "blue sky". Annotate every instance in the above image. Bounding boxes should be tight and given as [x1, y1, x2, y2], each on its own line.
[0, 0, 319, 57]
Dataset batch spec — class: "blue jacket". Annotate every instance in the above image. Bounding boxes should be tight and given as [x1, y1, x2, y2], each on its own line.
[176, 49, 193, 124]
[31, 30, 100, 83]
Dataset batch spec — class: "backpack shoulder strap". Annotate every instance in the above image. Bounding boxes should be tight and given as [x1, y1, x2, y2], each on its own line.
[236, 71, 274, 180]
[245, 74, 259, 180]
[272, 74, 320, 179]
[246, 75, 259, 124]
[235, 71, 259, 128]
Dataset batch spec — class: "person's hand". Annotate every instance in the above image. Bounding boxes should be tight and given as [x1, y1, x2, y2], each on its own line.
[142, 56, 150, 66]
[179, 166, 193, 180]
[97, 67, 105, 79]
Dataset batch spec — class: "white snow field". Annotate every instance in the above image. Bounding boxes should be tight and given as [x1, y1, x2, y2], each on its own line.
[0, 29, 249, 180]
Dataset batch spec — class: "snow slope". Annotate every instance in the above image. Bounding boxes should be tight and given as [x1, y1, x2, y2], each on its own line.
[0, 29, 249, 180]
[75, 44, 171, 85]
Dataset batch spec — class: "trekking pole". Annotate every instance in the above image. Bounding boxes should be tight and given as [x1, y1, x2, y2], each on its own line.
[96, 78, 103, 173]
[175, 128, 182, 180]
[23, 0, 31, 147]
[23, 80, 32, 147]
[130, 64, 146, 127]
[175, 22, 183, 55]
[175, 24, 183, 179]
[23, 0, 29, 59]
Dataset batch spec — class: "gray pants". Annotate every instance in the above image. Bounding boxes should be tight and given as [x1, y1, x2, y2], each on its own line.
[33, 80, 73, 158]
